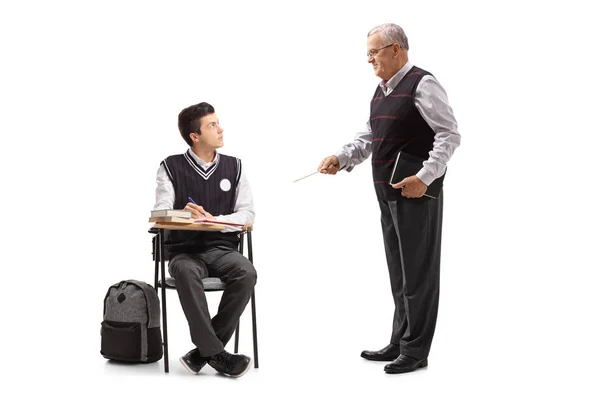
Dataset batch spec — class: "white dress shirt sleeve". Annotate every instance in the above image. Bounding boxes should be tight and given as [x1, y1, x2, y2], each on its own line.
[414, 76, 461, 186]
[335, 122, 373, 172]
[153, 164, 175, 210]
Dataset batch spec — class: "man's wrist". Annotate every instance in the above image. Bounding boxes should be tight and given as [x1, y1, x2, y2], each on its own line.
[416, 168, 434, 186]
[334, 152, 346, 169]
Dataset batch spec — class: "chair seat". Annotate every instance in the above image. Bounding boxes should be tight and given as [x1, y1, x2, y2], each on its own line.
[158, 277, 227, 291]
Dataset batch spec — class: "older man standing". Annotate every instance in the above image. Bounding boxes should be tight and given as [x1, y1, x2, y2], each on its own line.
[318, 23, 460, 374]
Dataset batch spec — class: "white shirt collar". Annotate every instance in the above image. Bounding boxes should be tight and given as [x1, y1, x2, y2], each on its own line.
[187, 148, 219, 169]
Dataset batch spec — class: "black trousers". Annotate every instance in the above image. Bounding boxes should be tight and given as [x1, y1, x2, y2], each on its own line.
[379, 190, 443, 360]
[168, 245, 257, 357]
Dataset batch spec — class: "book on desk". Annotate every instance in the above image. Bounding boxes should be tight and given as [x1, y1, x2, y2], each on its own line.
[151, 209, 192, 218]
[149, 212, 245, 228]
[149, 216, 193, 223]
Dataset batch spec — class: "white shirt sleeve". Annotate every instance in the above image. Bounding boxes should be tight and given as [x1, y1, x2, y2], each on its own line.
[335, 121, 373, 172]
[153, 163, 175, 210]
[413, 76, 461, 185]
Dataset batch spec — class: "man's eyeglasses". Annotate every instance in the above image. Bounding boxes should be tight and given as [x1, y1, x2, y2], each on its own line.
[367, 43, 395, 58]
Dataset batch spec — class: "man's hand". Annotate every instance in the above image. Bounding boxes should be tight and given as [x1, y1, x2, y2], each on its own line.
[184, 202, 215, 219]
[318, 155, 340, 175]
[391, 175, 427, 198]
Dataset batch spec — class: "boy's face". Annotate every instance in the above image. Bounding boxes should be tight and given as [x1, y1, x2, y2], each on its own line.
[191, 113, 224, 148]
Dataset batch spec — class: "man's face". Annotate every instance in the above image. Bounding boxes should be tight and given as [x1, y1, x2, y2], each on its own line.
[193, 113, 224, 148]
[367, 32, 396, 80]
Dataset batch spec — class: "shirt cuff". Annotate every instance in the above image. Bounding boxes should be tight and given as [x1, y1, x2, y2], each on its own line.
[335, 152, 351, 171]
[416, 168, 435, 186]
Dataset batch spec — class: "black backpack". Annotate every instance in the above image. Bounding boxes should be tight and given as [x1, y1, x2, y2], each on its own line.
[101, 280, 163, 363]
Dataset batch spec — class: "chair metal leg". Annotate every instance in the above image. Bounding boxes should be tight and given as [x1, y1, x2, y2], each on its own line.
[247, 232, 258, 368]
[251, 290, 258, 368]
[247, 231, 253, 263]
[233, 234, 245, 354]
[153, 236, 159, 293]
[239, 233, 244, 255]
[234, 322, 240, 353]
[159, 229, 169, 373]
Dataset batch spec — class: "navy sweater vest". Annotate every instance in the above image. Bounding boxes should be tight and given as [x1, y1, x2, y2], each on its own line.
[161, 150, 242, 255]
[370, 65, 436, 200]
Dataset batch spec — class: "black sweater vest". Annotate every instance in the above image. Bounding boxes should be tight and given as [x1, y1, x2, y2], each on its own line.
[370, 65, 436, 200]
[161, 150, 242, 255]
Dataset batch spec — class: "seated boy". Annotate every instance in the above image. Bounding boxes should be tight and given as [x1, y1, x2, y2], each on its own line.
[153, 102, 256, 378]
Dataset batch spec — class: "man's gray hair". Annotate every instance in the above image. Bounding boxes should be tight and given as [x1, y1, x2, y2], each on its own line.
[368, 23, 409, 50]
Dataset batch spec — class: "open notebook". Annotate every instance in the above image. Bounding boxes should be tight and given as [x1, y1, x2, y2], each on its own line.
[194, 219, 245, 227]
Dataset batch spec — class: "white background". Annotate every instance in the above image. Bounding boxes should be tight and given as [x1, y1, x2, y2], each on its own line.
[1, 0, 599, 398]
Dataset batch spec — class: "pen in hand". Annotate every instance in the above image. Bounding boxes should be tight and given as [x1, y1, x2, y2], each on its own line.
[187, 196, 207, 217]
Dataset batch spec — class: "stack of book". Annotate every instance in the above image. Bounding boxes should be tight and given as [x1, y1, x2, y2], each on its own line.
[149, 209, 193, 224]
[149, 209, 247, 228]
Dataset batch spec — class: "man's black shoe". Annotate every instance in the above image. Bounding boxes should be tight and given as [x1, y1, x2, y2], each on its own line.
[360, 344, 401, 361]
[384, 354, 428, 374]
[179, 348, 208, 374]
[208, 350, 251, 378]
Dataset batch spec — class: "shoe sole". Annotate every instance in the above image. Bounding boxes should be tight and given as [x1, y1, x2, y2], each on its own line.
[361, 353, 399, 362]
[219, 358, 253, 379]
[384, 359, 428, 374]
[179, 357, 200, 375]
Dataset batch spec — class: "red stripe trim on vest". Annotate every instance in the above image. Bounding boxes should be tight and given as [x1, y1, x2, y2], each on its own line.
[373, 138, 408, 142]
[370, 116, 402, 121]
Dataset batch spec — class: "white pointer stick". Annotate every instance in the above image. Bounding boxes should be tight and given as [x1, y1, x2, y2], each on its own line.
[292, 171, 319, 183]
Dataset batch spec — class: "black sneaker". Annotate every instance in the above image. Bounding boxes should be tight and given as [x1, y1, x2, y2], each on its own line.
[179, 348, 208, 374]
[208, 350, 251, 378]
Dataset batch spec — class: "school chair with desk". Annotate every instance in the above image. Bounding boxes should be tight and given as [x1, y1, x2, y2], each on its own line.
[150, 223, 259, 373]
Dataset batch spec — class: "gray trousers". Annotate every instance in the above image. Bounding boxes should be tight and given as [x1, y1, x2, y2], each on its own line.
[379, 190, 443, 360]
[168, 245, 257, 357]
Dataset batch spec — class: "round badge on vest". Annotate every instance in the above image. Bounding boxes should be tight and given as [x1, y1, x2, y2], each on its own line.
[220, 178, 232, 192]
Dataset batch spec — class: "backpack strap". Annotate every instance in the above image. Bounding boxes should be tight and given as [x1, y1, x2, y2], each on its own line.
[123, 280, 161, 329]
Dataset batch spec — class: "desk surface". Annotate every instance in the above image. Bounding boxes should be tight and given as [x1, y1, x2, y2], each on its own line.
[152, 222, 226, 231]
